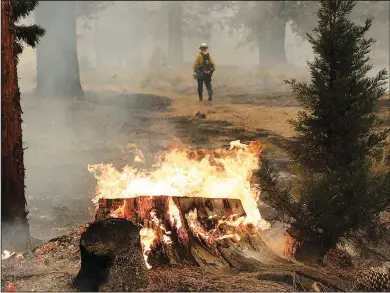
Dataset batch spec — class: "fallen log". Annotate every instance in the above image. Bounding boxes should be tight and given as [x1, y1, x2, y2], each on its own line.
[95, 196, 284, 271]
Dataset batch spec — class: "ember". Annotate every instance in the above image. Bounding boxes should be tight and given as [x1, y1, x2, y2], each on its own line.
[3, 281, 16, 292]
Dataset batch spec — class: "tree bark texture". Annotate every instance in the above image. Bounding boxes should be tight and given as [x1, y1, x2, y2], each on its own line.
[168, 1, 183, 66]
[1, 0, 31, 251]
[73, 219, 149, 292]
[96, 196, 283, 271]
[35, 1, 82, 98]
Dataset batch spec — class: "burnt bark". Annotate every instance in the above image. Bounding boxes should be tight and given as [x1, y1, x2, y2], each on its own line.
[73, 219, 149, 292]
[167, 1, 183, 66]
[35, 1, 82, 98]
[96, 196, 283, 271]
[1, 0, 30, 251]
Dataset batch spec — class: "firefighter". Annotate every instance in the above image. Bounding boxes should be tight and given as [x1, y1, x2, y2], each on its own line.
[192, 43, 215, 101]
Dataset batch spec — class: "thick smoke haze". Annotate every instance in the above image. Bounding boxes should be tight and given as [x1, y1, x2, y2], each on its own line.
[13, 1, 389, 244]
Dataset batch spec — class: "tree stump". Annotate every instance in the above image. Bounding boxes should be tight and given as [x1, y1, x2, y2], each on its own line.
[95, 196, 283, 271]
[73, 219, 149, 292]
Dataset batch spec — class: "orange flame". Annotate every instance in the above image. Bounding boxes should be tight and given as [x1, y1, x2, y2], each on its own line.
[3, 281, 16, 292]
[168, 198, 182, 230]
[139, 227, 158, 269]
[89, 140, 270, 230]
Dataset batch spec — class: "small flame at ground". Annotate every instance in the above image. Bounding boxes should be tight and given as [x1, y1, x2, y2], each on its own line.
[2, 250, 14, 260]
[139, 227, 158, 269]
[89, 140, 270, 230]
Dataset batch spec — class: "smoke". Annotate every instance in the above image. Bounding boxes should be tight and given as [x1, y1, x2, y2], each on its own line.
[13, 1, 389, 245]
[2, 220, 30, 252]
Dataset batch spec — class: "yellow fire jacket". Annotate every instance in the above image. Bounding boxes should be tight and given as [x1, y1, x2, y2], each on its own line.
[192, 51, 215, 72]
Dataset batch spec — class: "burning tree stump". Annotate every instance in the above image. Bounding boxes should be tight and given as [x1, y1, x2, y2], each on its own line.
[95, 196, 283, 271]
[73, 219, 149, 292]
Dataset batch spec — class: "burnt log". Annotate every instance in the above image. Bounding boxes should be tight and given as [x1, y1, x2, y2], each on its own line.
[73, 219, 149, 292]
[95, 196, 284, 271]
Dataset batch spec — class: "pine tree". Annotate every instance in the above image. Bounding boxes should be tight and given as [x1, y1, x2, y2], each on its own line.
[255, 0, 390, 258]
[12, 0, 45, 62]
[1, 0, 44, 251]
[287, 0, 388, 173]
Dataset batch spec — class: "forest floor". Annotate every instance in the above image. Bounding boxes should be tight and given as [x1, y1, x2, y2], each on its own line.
[20, 64, 307, 242]
[4, 65, 388, 291]
[19, 64, 389, 242]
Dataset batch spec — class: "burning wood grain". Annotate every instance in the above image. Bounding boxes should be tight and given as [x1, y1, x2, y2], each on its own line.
[95, 196, 282, 270]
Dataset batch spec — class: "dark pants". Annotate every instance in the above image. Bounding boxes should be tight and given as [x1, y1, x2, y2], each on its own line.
[197, 75, 213, 101]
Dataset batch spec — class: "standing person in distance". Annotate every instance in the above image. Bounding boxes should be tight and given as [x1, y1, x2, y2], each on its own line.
[192, 43, 215, 101]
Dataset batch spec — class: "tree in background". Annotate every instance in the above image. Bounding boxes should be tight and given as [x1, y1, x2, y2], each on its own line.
[226, 1, 321, 67]
[143, 1, 183, 66]
[226, 1, 291, 66]
[286, 1, 389, 67]
[256, 0, 390, 260]
[35, 1, 81, 98]
[2, 0, 44, 251]
[78, 1, 114, 67]
[35, 1, 110, 98]
[182, 1, 226, 46]
[145, 1, 224, 66]
[226, 1, 389, 68]
[288, 1, 389, 50]
[76, 1, 113, 29]
[167, 1, 183, 66]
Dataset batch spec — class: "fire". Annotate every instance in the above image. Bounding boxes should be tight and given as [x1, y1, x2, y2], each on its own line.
[109, 201, 127, 218]
[168, 198, 182, 229]
[2, 250, 14, 260]
[186, 209, 242, 246]
[139, 227, 158, 269]
[89, 140, 270, 230]
[2, 250, 24, 263]
[3, 281, 16, 292]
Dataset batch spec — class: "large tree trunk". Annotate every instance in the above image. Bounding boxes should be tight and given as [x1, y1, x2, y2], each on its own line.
[257, 2, 287, 67]
[167, 1, 183, 66]
[1, 0, 30, 251]
[35, 1, 82, 98]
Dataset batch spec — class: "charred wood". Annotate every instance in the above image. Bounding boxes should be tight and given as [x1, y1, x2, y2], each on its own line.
[73, 219, 148, 292]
